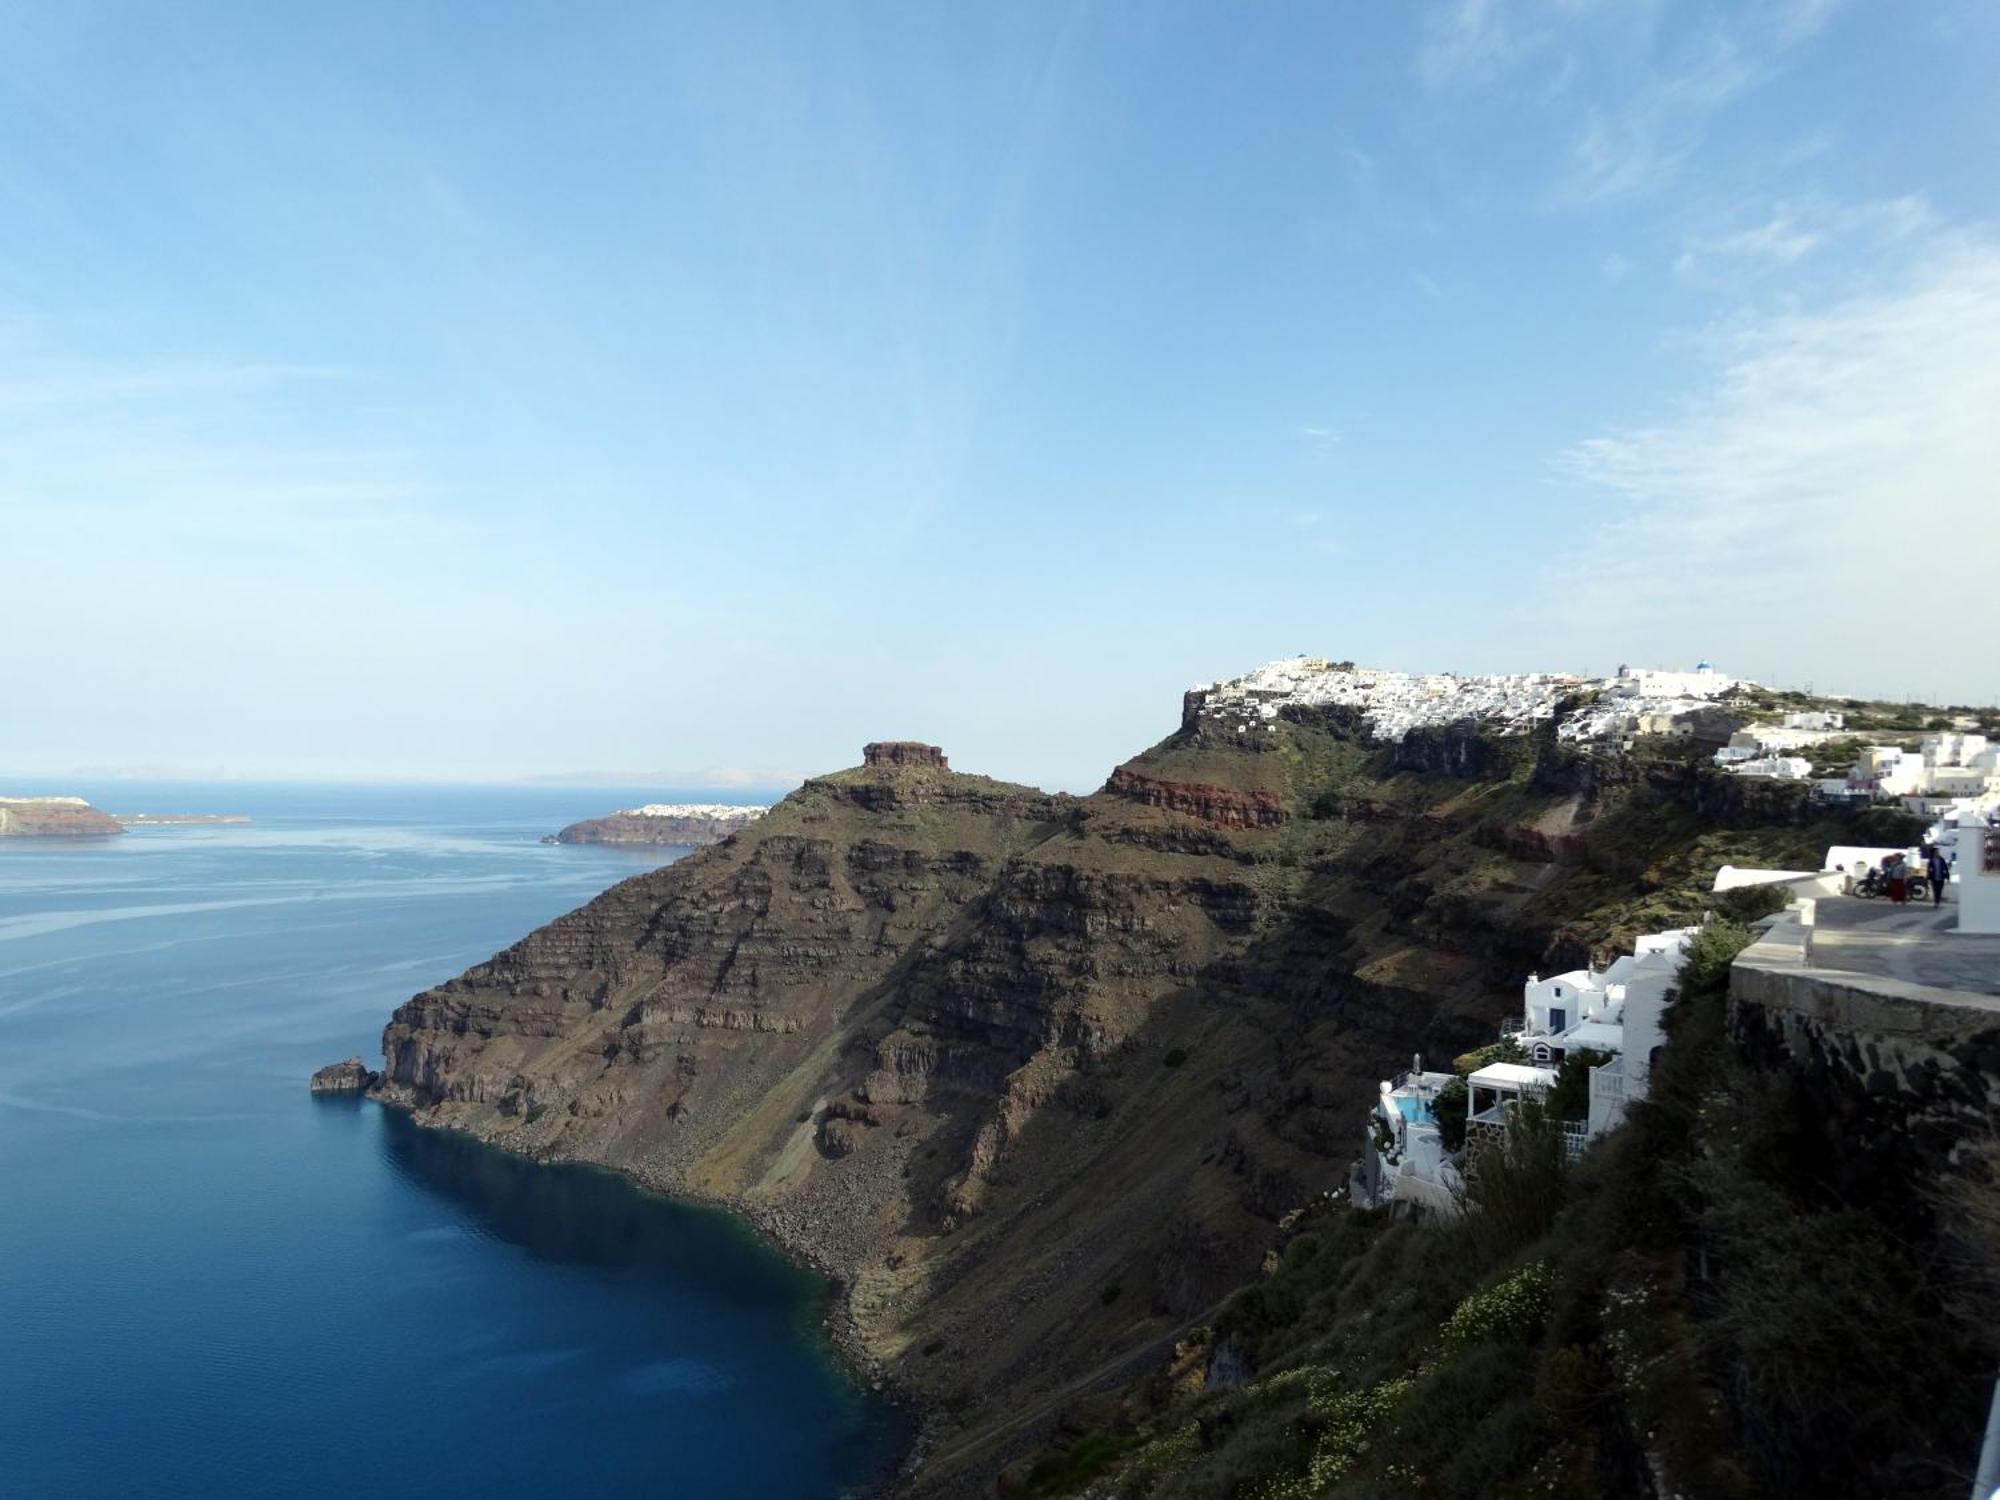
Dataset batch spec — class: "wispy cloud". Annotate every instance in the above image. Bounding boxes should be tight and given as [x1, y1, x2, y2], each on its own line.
[1419, 0, 1848, 203]
[1674, 193, 1932, 277]
[1544, 232, 2000, 698]
[1564, 36, 1759, 202]
[1419, 0, 1535, 87]
[1682, 211, 1824, 268]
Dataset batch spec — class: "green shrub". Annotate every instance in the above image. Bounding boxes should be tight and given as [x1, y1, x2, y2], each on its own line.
[1670, 918, 1753, 1001]
[1464, 1101, 1570, 1254]
[1455, 1037, 1526, 1073]
[1714, 882, 1791, 924]
[1544, 1048, 1613, 1122]
[1440, 1260, 1555, 1348]
[1021, 1431, 1133, 1497]
[1434, 1077, 1468, 1152]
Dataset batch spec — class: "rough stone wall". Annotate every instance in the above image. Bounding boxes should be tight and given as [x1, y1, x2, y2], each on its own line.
[1729, 924, 2000, 1177]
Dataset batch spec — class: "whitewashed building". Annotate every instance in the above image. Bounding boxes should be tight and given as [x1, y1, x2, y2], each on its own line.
[1354, 1061, 1466, 1215]
[1838, 738, 2000, 804]
[1510, 926, 1697, 1139]
[1728, 755, 1815, 781]
[1353, 922, 1703, 1207]
[1190, 657, 1745, 748]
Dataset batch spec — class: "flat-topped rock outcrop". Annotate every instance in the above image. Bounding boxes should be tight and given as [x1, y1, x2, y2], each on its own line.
[862, 741, 949, 770]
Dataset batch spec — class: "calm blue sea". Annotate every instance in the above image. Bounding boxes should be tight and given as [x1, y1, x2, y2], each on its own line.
[0, 782, 904, 1499]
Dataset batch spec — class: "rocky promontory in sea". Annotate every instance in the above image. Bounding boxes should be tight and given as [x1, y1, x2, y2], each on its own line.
[0, 795, 123, 837]
[358, 660, 1978, 1498]
[309, 1056, 380, 1093]
[545, 802, 769, 847]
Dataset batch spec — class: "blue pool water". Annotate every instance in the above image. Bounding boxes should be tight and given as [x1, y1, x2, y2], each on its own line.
[1394, 1096, 1435, 1124]
[0, 782, 904, 1498]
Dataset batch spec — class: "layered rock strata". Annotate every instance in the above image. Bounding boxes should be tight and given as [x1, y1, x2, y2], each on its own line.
[367, 697, 1878, 1495]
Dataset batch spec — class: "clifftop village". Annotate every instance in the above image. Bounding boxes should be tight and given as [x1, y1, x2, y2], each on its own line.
[1300, 659, 2000, 1219]
[1201, 655, 2000, 842]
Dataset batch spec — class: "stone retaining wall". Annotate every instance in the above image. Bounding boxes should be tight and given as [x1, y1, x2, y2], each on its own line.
[1728, 915, 2000, 1175]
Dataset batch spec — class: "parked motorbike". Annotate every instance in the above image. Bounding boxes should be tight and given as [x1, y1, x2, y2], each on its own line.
[1856, 859, 1927, 903]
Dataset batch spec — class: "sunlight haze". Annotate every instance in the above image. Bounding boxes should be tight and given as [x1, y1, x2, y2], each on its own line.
[4, 0, 1997, 789]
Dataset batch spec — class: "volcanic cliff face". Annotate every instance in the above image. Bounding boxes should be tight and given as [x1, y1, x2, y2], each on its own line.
[373, 684, 1884, 1495]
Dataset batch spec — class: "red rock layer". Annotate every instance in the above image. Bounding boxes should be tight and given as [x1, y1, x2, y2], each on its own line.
[1101, 767, 1288, 828]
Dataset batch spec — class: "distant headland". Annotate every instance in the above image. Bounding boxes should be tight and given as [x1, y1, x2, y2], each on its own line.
[0, 796, 123, 837]
[0, 795, 251, 837]
[116, 812, 252, 826]
[545, 802, 769, 847]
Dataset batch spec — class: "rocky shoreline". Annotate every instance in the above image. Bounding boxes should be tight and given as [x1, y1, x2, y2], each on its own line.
[365, 1085, 939, 1491]
[624, 1164, 944, 1491]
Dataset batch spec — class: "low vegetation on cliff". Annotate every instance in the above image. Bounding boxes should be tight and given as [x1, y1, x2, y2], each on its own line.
[1017, 916, 1994, 1499]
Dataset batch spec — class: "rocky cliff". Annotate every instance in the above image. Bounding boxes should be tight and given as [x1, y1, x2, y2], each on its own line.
[0, 796, 123, 837]
[370, 683, 1902, 1495]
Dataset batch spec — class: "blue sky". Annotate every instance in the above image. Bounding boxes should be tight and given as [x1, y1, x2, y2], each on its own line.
[4, 0, 1997, 790]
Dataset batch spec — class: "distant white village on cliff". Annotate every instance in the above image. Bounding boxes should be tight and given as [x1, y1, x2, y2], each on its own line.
[1198, 656, 2000, 827]
[1270, 654, 2000, 1219]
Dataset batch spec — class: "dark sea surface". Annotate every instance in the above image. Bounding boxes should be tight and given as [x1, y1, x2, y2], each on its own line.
[0, 782, 904, 1499]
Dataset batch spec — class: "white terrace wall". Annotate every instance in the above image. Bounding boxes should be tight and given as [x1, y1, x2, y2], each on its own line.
[1962, 812, 2000, 935]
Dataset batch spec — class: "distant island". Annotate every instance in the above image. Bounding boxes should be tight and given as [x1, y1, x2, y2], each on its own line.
[0, 796, 123, 837]
[544, 802, 768, 847]
[0, 796, 252, 837]
[115, 812, 252, 826]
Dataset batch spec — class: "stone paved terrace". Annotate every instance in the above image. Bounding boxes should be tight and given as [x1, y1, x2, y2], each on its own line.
[1807, 896, 2000, 1000]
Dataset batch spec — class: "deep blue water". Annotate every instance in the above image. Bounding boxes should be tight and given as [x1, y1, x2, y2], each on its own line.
[0, 782, 904, 1499]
